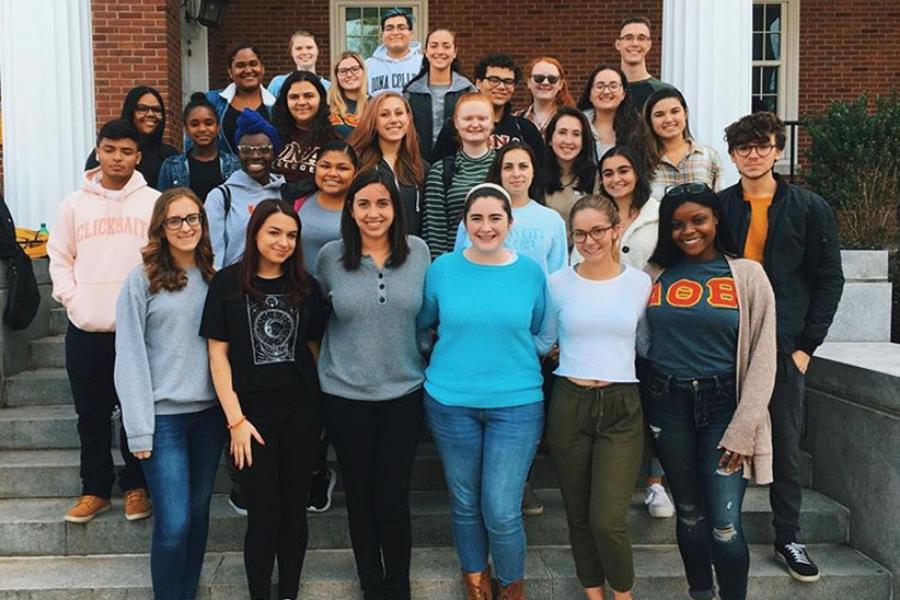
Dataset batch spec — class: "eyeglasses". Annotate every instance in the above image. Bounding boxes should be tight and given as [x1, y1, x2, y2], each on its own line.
[384, 24, 410, 32]
[619, 34, 651, 43]
[592, 82, 623, 93]
[532, 74, 560, 85]
[336, 65, 362, 77]
[162, 213, 202, 231]
[135, 104, 163, 116]
[484, 76, 516, 89]
[237, 144, 274, 155]
[571, 225, 614, 243]
[664, 182, 713, 198]
[733, 144, 775, 158]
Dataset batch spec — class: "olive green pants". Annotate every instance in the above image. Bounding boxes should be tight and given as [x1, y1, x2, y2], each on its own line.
[547, 378, 644, 591]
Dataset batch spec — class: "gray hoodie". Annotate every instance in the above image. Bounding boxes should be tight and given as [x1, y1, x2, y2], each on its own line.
[206, 168, 284, 269]
[365, 41, 423, 95]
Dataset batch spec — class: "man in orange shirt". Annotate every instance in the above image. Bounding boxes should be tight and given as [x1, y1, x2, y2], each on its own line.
[717, 112, 844, 585]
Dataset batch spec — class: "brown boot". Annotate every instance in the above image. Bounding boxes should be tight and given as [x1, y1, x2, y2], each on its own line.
[461, 567, 493, 600]
[498, 579, 525, 600]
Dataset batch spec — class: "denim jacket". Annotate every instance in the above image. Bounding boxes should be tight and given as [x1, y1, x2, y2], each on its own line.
[202, 83, 277, 151]
[157, 151, 241, 195]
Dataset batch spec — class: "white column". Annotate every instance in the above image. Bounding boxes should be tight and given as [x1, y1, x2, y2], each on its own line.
[662, 0, 753, 187]
[181, 6, 210, 105]
[0, 0, 95, 230]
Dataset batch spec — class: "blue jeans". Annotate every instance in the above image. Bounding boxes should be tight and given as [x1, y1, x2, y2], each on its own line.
[424, 393, 543, 586]
[140, 407, 226, 600]
[642, 369, 749, 600]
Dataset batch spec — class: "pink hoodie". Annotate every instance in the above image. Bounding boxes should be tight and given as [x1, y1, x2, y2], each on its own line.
[48, 167, 159, 332]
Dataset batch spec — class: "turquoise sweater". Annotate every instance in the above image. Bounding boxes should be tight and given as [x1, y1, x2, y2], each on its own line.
[416, 251, 552, 408]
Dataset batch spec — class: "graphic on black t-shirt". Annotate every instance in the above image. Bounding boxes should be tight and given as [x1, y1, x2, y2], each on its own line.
[246, 294, 299, 365]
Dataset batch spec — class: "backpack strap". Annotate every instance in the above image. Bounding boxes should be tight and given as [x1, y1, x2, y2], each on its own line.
[215, 184, 232, 251]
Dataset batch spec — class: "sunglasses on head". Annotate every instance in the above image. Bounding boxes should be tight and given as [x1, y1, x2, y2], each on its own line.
[532, 74, 560, 85]
[664, 182, 713, 198]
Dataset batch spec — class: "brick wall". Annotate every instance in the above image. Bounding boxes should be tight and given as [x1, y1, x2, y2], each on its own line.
[207, 0, 664, 106]
[798, 0, 900, 116]
[91, 0, 183, 148]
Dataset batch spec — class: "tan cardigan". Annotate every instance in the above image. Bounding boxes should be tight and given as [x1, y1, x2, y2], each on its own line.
[642, 255, 777, 484]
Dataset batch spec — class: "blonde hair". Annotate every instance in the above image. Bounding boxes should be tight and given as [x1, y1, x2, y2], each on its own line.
[569, 194, 622, 262]
[328, 51, 368, 123]
[349, 92, 424, 187]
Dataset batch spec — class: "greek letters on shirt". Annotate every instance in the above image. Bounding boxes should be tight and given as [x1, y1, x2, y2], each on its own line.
[75, 216, 149, 242]
[274, 142, 319, 176]
[490, 134, 514, 149]
[246, 294, 299, 365]
[648, 277, 739, 310]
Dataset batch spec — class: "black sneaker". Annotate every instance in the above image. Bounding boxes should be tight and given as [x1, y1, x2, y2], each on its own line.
[228, 490, 248, 517]
[307, 468, 337, 513]
[774, 541, 821, 582]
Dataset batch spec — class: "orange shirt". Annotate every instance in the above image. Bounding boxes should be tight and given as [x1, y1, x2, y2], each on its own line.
[743, 194, 774, 263]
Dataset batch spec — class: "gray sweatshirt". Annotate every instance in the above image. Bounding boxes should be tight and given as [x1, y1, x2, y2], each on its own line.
[114, 266, 218, 452]
[315, 236, 431, 400]
[206, 169, 285, 269]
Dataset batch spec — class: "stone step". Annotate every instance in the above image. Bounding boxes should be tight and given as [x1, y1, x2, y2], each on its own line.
[0, 488, 848, 557]
[29, 335, 66, 369]
[0, 446, 555, 497]
[4, 369, 71, 406]
[50, 307, 67, 336]
[0, 544, 890, 599]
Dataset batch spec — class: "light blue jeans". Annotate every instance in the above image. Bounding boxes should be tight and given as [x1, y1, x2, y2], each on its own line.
[424, 392, 543, 586]
[140, 406, 226, 600]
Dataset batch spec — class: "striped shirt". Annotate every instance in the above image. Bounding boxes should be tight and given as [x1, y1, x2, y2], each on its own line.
[651, 142, 722, 199]
[421, 149, 495, 258]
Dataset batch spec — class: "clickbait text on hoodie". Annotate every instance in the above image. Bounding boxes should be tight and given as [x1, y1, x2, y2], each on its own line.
[76, 216, 149, 242]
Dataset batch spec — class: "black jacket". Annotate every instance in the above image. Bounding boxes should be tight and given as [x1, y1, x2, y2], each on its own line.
[718, 174, 844, 355]
[404, 71, 475, 163]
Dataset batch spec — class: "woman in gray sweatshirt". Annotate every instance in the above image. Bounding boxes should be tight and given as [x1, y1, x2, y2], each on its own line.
[315, 169, 431, 599]
[114, 188, 224, 600]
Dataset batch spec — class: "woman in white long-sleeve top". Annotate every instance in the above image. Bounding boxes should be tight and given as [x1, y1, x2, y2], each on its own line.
[114, 187, 225, 600]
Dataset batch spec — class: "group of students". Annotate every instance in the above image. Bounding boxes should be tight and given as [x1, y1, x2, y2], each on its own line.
[44, 10, 846, 600]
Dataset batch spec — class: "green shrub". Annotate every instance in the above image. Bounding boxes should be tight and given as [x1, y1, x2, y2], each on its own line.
[802, 91, 900, 250]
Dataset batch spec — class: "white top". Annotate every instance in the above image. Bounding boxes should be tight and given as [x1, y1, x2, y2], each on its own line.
[547, 264, 652, 382]
[570, 196, 660, 270]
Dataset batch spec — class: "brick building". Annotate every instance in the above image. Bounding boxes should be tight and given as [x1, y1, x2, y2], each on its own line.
[0, 0, 898, 226]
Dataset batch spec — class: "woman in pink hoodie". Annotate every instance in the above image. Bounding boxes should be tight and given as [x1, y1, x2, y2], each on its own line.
[48, 119, 160, 524]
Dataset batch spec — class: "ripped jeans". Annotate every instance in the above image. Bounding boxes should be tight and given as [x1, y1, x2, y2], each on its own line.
[643, 367, 749, 600]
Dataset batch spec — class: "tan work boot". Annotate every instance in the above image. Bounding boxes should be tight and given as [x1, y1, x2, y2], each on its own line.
[123, 488, 152, 521]
[462, 567, 493, 600]
[64, 495, 111, 523]
[498, 579, 525, 600]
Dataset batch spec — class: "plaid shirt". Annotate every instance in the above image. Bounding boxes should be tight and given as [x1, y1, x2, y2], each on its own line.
[651, 142, 722, 199]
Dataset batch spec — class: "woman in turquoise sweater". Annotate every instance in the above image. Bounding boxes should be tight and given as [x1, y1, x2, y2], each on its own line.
[417, 182, 553, 599]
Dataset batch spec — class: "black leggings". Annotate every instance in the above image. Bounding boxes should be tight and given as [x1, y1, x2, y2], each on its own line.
[239, 402, 322, 600]
[324, 390, 423, 600]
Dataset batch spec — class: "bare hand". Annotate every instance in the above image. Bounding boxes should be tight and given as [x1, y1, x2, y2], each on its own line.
[230, 420, 265, 470]
[718, 448, 744, 474]
[132, 450, 151, 460]
[791, 350, 810, 374]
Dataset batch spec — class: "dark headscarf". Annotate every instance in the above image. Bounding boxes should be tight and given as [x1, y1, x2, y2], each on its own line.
[234, 108, 282, 153]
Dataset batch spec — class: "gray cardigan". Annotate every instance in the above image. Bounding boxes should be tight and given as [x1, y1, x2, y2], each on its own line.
[315, 236, 431, 400]
[114, 266, 218, 452]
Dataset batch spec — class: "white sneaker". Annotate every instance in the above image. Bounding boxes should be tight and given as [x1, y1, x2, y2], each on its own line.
[645, 483, 675, 518]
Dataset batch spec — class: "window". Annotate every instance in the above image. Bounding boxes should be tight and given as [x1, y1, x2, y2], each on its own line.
[330, 1, 427, 62]
[751, 0, 799, 121]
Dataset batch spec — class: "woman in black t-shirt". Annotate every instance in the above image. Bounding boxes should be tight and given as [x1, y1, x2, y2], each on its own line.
[200, 199, 326, 600]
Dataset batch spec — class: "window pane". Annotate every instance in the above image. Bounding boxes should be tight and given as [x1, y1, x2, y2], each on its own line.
[762, 95, 777, 113]
[752, 66, 762, 94]
[345, 7, 360, 21]
[753, 32, 764, 60]
[767, 32, 781, 60]
[753, 4, 764, 31]
[763, 66, 779, 94]
[766, 4, 782, 33]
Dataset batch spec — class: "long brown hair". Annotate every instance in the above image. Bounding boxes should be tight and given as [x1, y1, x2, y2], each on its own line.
[527, 56, 576, 108]
[237, 199, 311, 304]
[142, 188, 215, 294]
[349, 92, 424, 187]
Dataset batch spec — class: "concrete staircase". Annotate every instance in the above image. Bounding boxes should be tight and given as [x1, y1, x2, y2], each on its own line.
[0, 308, 892, 599]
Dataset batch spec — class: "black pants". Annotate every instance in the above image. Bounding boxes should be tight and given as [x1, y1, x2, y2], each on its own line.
[324, 390, 423, 600]
[769, 353, 806, 544]
[65, 322, 145, 498]
[239, 400, 322, 600]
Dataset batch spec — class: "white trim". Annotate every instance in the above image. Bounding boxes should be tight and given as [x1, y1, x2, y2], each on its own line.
[181, 0, 210, 104]
[329, 0, 428, 63]
[752, 0, 799, 121]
